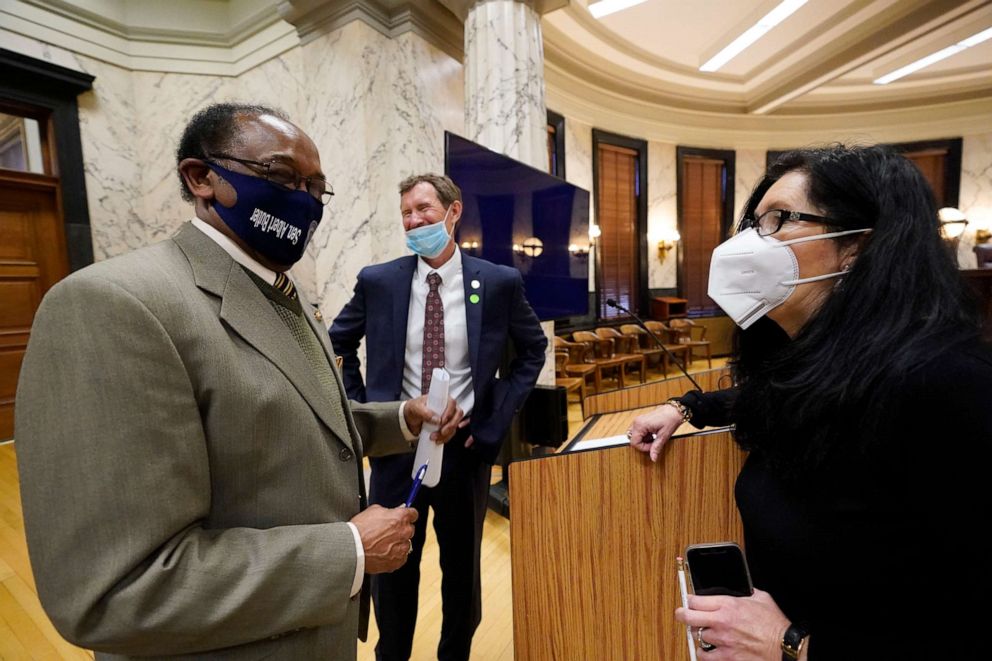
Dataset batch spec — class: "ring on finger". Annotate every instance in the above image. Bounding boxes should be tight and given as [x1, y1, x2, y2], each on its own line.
[696, 627, 715, 652]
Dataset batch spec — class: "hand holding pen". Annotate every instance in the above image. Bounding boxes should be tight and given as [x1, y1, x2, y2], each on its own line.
[405, 461, 429, 508]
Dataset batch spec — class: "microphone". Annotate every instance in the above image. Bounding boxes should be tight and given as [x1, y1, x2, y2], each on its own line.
[606, 298, 703, 391]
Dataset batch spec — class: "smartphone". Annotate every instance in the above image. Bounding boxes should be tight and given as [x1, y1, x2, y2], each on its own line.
[685, 542, 754, 597]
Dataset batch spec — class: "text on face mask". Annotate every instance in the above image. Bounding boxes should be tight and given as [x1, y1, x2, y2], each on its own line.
[249, 208, 302, 245]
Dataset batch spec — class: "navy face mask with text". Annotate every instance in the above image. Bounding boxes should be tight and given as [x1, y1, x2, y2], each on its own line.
[206, 161, 323, 266]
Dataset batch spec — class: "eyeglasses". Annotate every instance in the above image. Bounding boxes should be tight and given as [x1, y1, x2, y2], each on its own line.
[743, 209, 835, 237]
[206, 153, 334, 205]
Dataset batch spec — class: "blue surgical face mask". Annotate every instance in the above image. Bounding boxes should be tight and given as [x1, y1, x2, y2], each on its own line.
[206, 161, 323, 266]
[405, 206, 452, 259]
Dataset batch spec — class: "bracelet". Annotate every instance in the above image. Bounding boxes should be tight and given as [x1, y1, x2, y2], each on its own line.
[664, 398, 692, 423]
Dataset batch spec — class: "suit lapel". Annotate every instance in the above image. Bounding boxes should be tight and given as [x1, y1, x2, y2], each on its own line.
[462, 255, 483, 378]
[392, 257, 416, 373]
[174, 223, 352, 447]
[301, 291, 361, 454]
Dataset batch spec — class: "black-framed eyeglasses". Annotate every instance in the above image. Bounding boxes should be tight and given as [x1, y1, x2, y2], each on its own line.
[206, 153, 334, 205]
[743, 209, 836, 237]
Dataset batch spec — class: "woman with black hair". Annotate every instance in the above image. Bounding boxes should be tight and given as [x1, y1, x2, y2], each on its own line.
[628, 144, 991, 660]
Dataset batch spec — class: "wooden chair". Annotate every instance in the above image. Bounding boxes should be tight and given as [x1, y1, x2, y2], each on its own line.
[572, 330, 631, 390]
[554, 351, 586, 416]
[619, 324, 667, 375]
[594, 327, 646, 384]
[553, 336, 599, 394]
[668, 318, 713, 368]
[643, 321, 693, 377]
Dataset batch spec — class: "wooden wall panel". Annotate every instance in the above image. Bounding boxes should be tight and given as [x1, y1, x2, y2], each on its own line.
[510, 425, 745, 661]
[584, 367, 732, 417]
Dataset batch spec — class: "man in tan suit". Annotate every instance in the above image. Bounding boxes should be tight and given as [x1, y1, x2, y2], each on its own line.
[14, 102, 461, 659]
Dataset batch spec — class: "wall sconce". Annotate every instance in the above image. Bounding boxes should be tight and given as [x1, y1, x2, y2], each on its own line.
[513, 237, 544, 258]
[656, 228, 681, 262]
[460, 240, 480, 250]
[589, 224, 602, 240]
[938, 207, 968, 240]
[568, 243, 590, 257]
[975, 228, 991, 244]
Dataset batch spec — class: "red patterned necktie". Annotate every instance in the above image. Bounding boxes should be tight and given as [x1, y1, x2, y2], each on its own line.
[422, 271, 445, 394]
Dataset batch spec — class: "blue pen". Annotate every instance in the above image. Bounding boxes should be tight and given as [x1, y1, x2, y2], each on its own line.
[405, 462, 429, 507]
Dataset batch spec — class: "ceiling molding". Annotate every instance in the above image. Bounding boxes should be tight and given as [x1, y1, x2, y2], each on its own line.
[542, 0, 992, 117]
[1, 0, 300, 75]
[18, 0, 284, 47]
[545, 61, 992, 149]
[438, 0, 567, 22]
[746, 0, 981, 114]
[277, 0, 463, 60]
[550, 3, 739, 87]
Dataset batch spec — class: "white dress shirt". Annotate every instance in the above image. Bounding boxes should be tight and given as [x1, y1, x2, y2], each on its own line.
[190, 218, 366, 597]
[401, 247, 475, 417]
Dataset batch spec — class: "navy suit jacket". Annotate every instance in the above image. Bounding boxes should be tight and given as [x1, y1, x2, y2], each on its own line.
[330, 253, 547, 464]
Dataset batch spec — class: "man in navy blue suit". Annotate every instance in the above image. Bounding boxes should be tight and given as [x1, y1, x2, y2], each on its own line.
[330, 173, 546, 661]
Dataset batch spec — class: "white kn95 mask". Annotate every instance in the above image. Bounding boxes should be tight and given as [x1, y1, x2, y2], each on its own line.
[708, 227, 872, 329]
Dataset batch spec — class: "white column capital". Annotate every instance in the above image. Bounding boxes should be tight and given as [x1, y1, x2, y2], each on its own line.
[438, 0, 568, 22]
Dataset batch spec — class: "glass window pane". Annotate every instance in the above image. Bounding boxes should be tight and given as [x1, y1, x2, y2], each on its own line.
[0, 113, 44, 174]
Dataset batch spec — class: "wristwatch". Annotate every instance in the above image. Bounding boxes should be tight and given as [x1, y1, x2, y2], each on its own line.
[781, 623, 808, 660]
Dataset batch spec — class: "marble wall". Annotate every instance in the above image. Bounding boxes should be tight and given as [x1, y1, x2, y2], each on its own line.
[563, 116, 594, 294]
[299, 23, 464, 311]
[957, 132, 992, 269]
[6, 25, 463, 315]
[733, 148, 765, 226]
[647, 141, 677, 290]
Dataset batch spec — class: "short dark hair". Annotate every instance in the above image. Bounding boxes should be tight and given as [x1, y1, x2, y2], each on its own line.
[398, 173, 461, 208]
[175, 102, 289, 202]
[732, 144, 980, 480]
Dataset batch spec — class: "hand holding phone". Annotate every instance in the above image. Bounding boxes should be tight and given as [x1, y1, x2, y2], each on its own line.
[685, 541, 753, 597]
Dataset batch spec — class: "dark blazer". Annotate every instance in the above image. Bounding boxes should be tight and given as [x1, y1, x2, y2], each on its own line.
[330, 253, 547, 464]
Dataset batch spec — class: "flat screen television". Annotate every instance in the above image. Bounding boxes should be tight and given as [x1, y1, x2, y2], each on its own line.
[444, 131, 590, 321]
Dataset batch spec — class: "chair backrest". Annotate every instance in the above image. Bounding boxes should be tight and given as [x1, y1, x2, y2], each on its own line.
[644, 320, 677, 345]
[644, 320, 665, 334]
[554, 351, 569, 377]
[556, 335, 587, 363]
[597, 327, 636, 353]
[574, 330, 612, 358]
[670, 318, 707, 340]
[619, 324, 647, 349]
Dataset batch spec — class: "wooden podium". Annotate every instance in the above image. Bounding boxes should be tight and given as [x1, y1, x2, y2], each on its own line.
[509, 420, 745, 660]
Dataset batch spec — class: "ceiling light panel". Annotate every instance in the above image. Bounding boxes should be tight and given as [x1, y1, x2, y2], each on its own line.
[699, 0, 808, 72]
[589, 0, 649, 20]
[874, 26, 992, 84]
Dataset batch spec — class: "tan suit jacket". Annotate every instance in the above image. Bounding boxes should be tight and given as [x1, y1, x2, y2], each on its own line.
[15, 223, 412, 659]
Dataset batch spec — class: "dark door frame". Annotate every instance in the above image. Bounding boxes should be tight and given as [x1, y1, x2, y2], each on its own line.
[675, 146, 736, 312]
[1, 49, 95, 272]
[592, 128, 649, 319]
[767, 139, 962, 208]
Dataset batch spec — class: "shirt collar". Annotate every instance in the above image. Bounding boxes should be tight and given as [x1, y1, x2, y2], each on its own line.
[191, 217, 282, 286]
[415, 245, 461, 285]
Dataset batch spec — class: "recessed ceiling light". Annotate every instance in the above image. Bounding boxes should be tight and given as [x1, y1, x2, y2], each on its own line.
[589, 0, 649, 20]
[874, 26, 992, 85]
[699, 0, 808, 72]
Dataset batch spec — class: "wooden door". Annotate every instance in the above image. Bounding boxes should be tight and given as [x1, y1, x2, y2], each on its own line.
[680, 155, 726, 314]
[597, 143, 640, 319]
[1, 170, 68, 440]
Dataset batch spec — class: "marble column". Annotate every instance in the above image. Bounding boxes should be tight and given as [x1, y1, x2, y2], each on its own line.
[463, 0, 547, 171]
[461, 0, 561, 386]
